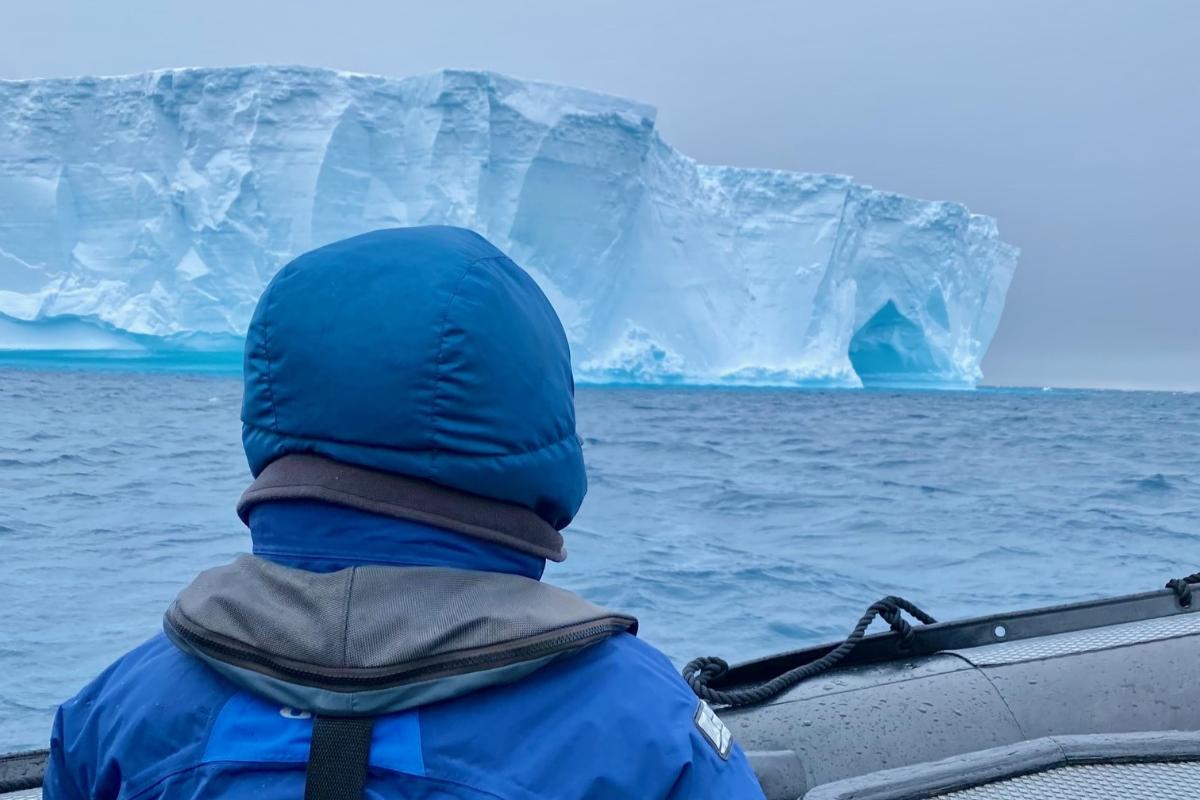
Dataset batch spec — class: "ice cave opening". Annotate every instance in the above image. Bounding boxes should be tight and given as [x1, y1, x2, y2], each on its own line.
[848, 300, 954, 388]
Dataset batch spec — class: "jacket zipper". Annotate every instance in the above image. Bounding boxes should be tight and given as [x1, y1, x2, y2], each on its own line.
[166, 612, 630, 690]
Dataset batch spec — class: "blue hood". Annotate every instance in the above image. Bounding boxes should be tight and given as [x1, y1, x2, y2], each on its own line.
[241, 226, 586, 531]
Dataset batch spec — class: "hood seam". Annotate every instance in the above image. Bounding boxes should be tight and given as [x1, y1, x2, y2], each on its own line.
[341, 567, 356, 669]
[255, 276, 284, 437]
[429, 256, 507, 481]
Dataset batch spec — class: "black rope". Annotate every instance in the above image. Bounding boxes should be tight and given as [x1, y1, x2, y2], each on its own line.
[683, 596, 936, 708]
[1166, 572, 1200, 608]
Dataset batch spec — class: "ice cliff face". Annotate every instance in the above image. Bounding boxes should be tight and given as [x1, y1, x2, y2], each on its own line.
[0, 66, 1017, 386]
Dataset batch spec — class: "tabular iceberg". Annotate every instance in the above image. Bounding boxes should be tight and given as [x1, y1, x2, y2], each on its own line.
[0, 66, 1018, 387]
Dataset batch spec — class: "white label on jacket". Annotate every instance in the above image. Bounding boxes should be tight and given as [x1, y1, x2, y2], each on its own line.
[279, 706, 313, 719]
[694, 700, 733, 759]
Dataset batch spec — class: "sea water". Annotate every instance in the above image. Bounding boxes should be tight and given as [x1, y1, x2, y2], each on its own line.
[1, 366, 1197, 751]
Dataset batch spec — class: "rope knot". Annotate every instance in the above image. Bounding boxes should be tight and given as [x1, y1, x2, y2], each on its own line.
[879, 604, 914, 643]
[683, 656, 730, 698]
[683, 595, 936, 708]
[1167, 573, 1200, 607]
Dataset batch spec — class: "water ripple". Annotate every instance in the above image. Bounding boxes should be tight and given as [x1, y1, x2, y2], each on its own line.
[1, 373, 1198, 751]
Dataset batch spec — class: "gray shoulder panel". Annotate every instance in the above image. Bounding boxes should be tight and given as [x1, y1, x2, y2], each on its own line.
[165, 556, 636, 708]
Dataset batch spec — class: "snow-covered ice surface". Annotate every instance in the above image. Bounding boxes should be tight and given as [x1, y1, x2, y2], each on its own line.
[0, 66, 1018, 387]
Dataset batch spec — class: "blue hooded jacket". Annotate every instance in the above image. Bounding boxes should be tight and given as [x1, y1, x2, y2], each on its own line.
[44, 227, 765, 799]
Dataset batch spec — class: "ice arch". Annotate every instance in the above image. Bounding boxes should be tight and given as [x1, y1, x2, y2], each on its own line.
[848, 301, 959, 388]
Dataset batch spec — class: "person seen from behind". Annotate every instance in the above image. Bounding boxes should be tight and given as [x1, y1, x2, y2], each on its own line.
[45, 226, 767, 799]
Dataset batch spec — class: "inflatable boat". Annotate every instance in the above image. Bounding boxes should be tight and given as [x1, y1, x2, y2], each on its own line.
[4, 577, 1199, 799]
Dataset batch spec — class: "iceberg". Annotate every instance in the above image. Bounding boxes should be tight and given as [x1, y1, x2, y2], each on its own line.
[0, 66, 1017, 387]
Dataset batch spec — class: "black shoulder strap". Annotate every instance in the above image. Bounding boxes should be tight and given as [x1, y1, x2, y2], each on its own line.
[304, 716, 375, 800]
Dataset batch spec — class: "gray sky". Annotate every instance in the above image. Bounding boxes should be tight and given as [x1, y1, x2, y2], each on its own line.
[3, 0, 1198, 390]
